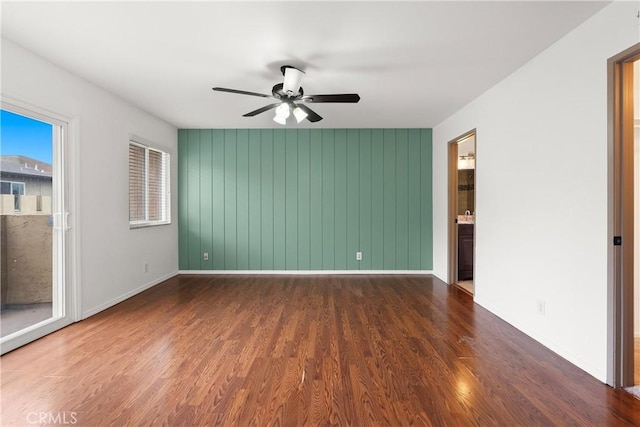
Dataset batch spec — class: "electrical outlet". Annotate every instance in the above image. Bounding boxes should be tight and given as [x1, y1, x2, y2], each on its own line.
[536, 300, 546, 316]
[144, 262, 149, 273]
[203, 252, 209, 261]
[356, 251, 362, 261]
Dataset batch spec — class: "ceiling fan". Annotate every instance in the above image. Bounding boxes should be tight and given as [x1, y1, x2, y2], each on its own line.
[212, 65, 360, 124]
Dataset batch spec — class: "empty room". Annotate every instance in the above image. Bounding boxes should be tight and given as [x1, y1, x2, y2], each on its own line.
[1, 1, 640, 425]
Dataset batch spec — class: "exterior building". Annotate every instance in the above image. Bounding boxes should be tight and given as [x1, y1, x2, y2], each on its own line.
[0, 155, 53, 306]
[0, 155, 52, 215]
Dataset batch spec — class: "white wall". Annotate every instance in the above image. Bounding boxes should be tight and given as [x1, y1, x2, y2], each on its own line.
[1, 38, 179, 318]
[433, 2, 639, 382]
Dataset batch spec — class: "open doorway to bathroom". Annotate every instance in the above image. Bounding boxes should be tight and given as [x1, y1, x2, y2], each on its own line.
[634, 58, 639, 387]
[608, 43, 639, 390]
[448, 130, 476, 296]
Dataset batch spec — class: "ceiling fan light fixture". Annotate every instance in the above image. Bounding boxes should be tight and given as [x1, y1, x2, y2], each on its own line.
[282, 66, 305, 97]
[273, 114, 287, 125]
[275, 102, 290, 119]
[293, 106, 308, 123]
[213, 64, 359, 124]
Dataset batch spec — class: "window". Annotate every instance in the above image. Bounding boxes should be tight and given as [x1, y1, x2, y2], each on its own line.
[1, 180, 26, 211]
[128, 141, 170, 228]
[0, 180, 25, 195]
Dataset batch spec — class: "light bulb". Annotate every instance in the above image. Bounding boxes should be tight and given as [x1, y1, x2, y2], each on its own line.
[275, 103, 290, 119]
[293, 106, 308, 123]
[273, 114, 287, 125]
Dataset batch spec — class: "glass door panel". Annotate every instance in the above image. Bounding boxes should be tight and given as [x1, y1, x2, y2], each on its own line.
[0, 107, 66, 348]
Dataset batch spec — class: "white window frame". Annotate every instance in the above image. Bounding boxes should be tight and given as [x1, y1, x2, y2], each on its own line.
[129, 140, 171, 229]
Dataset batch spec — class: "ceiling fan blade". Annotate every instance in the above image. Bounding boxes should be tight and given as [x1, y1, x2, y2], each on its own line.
[295, 104, 323, 122]
[301, 94, 360, 103]
[242, 103, 282, 117]
[212, 87, 273, 98]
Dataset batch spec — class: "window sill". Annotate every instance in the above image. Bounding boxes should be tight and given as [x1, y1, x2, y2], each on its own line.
[129, 221, 171, 230]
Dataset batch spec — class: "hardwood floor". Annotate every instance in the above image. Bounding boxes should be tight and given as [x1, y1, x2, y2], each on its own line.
[2, 275, 639, 426]
[454, 280, 473, 296]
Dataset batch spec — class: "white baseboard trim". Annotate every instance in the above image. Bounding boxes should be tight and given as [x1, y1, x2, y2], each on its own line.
[179, 270, 433, 275]
[81, 270, 179, 319]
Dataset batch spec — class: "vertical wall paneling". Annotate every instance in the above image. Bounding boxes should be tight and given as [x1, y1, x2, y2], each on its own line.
[224, 130, 237, 269]
[248, 130, 262, 269]
[285, 129, 299, 270]
[346, 129, 360, 270]
[199, 130, 213, 270]
[187, 130, 201, 269]
[177, 129, 189, 270]
[273, 130, 287, 269]
[334, 129, 347, 269]
[358, 129, 372, 270]
[297, 130, 311, 270]
[370, 129, 385, 270]
[260, 130, 274, 269]
[309, 130, 323, 270]
[178, 128, 433, 271]
[395, 129, 409, 270]
[383, 129, 396, 269]
[322, 130, 335, 269]
[236, 130, 250, 270]
[211, 130, 225, 269]
[407, 129, 422, 270]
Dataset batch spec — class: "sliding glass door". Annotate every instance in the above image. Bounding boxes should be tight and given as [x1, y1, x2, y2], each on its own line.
[1, 103, 73, 354]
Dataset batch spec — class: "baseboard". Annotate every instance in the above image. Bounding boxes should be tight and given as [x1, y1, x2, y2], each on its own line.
[179, 270, 433, 275]
[81, 270, 178, 319]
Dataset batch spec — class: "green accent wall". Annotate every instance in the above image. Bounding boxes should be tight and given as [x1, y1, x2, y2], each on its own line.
[178, 128, 432, 271]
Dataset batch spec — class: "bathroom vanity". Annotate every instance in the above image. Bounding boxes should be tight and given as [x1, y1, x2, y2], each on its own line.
[458, 223, 474, 280]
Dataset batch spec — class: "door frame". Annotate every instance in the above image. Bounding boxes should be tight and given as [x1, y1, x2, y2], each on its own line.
[448, 129, 476, 285]
[607, 43, 640, 387]
[0, 98, 79, 354]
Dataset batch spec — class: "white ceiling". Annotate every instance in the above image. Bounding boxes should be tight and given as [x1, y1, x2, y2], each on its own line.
[1, 1, 609, 129]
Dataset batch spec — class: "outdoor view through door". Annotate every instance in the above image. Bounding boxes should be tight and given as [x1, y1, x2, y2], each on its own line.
[0, 108, 64, 348]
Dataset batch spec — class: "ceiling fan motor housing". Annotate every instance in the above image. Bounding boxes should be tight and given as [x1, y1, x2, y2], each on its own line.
[272, 83, 304, 100]
[281, 65, 305, 97]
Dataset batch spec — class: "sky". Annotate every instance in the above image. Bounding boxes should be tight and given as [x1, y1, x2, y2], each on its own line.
[1, 109, 53, 164]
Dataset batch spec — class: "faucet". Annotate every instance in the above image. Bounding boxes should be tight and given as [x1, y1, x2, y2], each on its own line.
[465, 210, 471, 215]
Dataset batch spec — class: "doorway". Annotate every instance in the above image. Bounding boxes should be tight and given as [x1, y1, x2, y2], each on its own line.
[634, 58, 640, 387]
[0, 102, 74, 354]
[448, 130, 476, 295]
[608, 43, 640, 389]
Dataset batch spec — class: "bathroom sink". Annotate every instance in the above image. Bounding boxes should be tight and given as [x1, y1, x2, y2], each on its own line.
[457, 215, 474, 224]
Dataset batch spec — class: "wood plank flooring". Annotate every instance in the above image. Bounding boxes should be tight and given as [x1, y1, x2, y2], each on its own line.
[2, 275, 639, 426]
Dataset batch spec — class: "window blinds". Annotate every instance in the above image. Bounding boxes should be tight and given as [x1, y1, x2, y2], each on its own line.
[129, 142, 170, 227]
